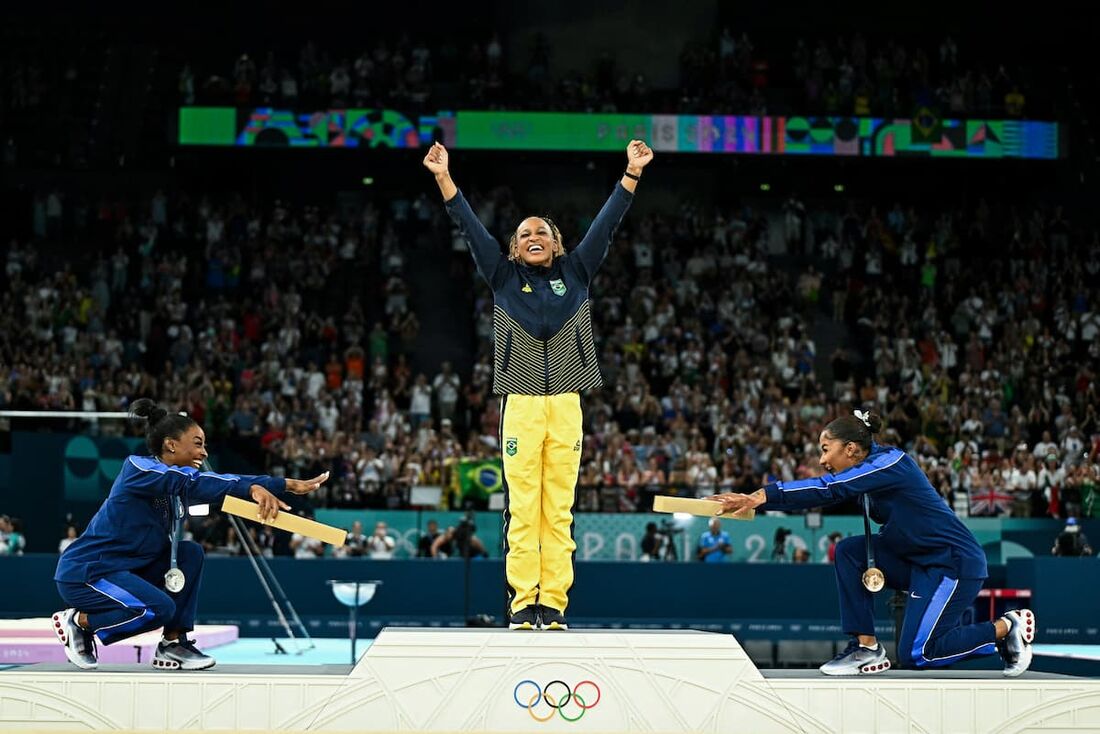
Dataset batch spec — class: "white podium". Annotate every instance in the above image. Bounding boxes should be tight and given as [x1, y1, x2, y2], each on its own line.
[2, 628, 1098, 733]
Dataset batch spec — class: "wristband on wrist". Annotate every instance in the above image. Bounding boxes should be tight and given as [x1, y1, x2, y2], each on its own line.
[623, 170, 641, 181]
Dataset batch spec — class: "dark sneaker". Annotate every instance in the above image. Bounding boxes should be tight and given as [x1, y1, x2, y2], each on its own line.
[152, 636, 216, 670]
[51, 608, 97, 670]
[819, 639, 891, 676]
[539, 605, 568, 630]
[1000, 609, 1035, 678]
[508, 604, 540, 630]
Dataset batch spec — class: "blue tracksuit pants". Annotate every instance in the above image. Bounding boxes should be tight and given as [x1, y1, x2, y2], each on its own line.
[55, 540, 204, 645]
[834, 535, 998, 668]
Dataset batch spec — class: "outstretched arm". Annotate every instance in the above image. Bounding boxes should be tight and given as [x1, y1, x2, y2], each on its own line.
[423, 142, 506, 286]
[572, 140, 654, 281]
[709, 448, 908, 514]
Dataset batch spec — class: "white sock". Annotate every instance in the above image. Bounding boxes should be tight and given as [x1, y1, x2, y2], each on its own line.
[859, 643, 878, 650]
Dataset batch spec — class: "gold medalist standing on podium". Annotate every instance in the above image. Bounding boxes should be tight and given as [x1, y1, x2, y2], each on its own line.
[424, 139, 652, 629]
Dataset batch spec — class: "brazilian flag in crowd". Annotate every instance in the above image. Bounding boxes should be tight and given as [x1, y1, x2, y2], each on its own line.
[455, 458, 504, 500]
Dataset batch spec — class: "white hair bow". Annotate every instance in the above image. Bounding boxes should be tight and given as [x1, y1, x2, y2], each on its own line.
[854, 409, 871, 428]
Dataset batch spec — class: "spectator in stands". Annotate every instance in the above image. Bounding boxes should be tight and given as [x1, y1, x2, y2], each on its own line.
[417, 519, 441, 557]
[337, 520, 367, 558]
[365, 521, 396, 559]
[0, 515, 24, 556]
[409, 374, 433, 429]
[430, 522, 488, 559]
[59, 525, 78, 554]
[432, 362, 461, 425]
[826, 531, 844, 563]
[1052, 517, 1093, 556]
[291, 508, 327, 559]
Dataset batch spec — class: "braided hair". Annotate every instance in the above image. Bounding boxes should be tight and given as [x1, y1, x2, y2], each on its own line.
[508, 216, 565, 263]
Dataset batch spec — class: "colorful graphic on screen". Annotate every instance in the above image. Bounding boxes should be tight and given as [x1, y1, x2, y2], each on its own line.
[178, 108, 1060, 159]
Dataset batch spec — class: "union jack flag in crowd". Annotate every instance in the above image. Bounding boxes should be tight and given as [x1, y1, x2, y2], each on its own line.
[969, 487, 1014, 516]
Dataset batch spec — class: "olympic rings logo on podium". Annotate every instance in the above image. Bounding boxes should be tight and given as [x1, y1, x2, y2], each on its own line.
[513, 679, 602, 722]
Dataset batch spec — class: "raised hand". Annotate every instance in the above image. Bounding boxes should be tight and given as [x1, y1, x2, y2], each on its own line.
[626, 139, 654, 170]
[285, 471, 330, 495]
[423, 142, 449, 175]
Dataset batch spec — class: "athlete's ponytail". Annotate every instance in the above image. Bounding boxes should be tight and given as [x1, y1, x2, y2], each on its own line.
[823, 409, 883, 455]
[129, 398, 196, 458]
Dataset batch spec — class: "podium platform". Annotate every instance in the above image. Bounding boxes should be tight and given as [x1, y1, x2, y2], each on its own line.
[2, 628, 1098, 732]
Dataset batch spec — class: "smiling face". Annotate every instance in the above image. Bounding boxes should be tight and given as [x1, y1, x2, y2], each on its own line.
[818, 430, 865, 474]
[513, 217, 557, 267]
[163, 424, 209, 470]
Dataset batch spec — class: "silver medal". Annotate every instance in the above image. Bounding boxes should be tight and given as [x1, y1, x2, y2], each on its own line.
[164, 567, 186, 593]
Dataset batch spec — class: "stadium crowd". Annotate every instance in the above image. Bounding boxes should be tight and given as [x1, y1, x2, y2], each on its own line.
[1, 176, 1097, 526]
[176, 30, 1037, 118]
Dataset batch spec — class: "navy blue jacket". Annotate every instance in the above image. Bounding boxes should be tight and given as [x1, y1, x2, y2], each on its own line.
[762, 444, 988, 579]
[55, 456, 286, 583]
[445, 183, 633, 395]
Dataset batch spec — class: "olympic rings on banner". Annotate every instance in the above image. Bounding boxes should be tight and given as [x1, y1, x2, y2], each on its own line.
[513, 679, 602, 722]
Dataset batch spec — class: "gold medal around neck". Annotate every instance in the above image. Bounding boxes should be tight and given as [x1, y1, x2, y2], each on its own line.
[164, 568, 186, 593]
[862, 567, 885, 593]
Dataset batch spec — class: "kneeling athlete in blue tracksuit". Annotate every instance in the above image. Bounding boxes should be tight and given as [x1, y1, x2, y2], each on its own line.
[53, 398, 328, 670]
[711, 411, 1035, 677]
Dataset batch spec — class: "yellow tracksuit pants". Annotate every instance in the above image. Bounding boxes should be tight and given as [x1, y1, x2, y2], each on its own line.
[500, 392, 583, 615]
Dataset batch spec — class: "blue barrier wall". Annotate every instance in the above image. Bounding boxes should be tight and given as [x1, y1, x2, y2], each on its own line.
[3, 555, 1094, 643]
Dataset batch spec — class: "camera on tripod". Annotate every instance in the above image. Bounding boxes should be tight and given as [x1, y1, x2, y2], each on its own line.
[772, 526, 793, 561]
[658, 518, 683, 536]
[454, 511, 476, 558]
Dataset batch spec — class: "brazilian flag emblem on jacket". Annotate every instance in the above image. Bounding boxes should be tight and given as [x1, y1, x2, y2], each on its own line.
[505, 437, 518, 456]
[550, 279, 567, 296]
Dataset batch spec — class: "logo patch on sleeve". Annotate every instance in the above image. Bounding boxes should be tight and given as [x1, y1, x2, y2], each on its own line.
[505, 437, 518, 456]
